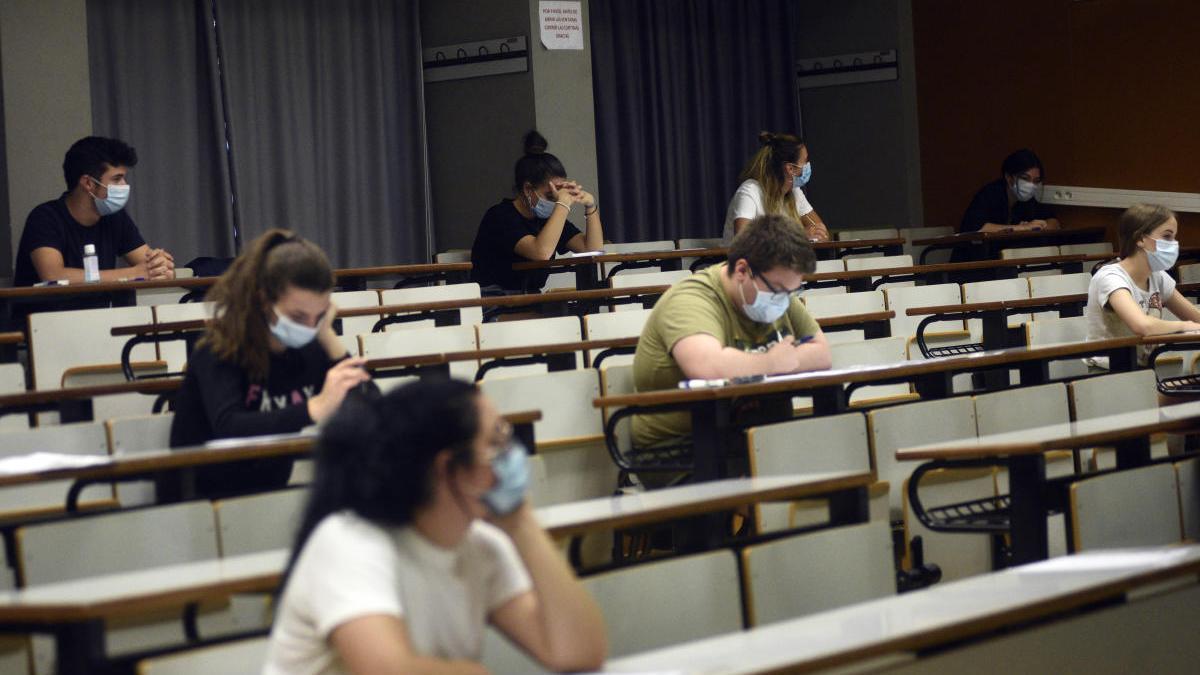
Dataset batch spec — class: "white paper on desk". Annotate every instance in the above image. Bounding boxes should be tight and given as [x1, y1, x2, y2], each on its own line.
[204, 429, 317, 449]
[0, 452, 111, 475]
[562, 250, 604, 258]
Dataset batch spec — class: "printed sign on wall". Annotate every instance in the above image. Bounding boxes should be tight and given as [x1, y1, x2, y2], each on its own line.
[539, 1, 584, 50]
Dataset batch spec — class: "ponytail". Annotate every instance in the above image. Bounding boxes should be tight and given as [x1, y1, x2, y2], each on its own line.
[738, 131, 805, 222]
[198, 228, 334, 381]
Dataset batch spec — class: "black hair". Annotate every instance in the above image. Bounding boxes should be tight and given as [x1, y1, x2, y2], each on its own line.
[1001, 149, 1044, 180]
[282, 379, 481, 586]
[512, 130, 567, 193]
[63, 136, 138, 190]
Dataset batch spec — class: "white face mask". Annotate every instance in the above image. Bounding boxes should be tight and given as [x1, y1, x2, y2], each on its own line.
[89, 177, 131, 216]
[270, 308, 319, 349]
[1013, 179, 1038, 202]
[1145, 237, 1179, 273]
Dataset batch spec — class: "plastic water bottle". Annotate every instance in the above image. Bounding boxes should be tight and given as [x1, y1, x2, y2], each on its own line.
[83, 244, 100, 283]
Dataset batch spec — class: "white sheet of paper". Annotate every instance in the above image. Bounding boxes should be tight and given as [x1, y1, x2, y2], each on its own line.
[0, 452, 111, 476]
[539, 1, 584, 50]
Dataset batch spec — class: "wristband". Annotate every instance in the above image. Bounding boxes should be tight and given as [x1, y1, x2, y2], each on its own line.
[585, 205, 599, 216]
[555, 201, 570, 211]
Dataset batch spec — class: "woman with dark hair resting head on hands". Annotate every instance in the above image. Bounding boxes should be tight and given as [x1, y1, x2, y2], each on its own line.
[264, 379, 608, 675]
[470, 130, 605, 293]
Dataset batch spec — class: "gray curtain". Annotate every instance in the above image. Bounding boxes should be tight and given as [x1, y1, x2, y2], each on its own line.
[0, 43, 10, 277]
[213, 0, 432, 267]
[88, 0, 237, 262]
[590, 0, 801, 241]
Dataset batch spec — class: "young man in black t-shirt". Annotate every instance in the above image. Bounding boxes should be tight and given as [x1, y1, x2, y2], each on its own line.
[13, 136, 175, 286]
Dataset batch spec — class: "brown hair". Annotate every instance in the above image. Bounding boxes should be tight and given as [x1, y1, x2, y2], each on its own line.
[739, 131, 806, 221]
[199, 229, 335, 381]
[726, 214, 816, 275]
[1117, 203, 1177, 259]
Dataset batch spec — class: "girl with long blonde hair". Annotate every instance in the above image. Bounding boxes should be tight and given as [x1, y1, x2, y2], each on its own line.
[722, 131, 829, 243]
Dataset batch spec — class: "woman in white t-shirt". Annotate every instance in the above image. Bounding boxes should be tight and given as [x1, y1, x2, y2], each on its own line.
[1086, 203, 1200, 366]
[264, 379, 606, 675]
[722, 131, 830, 243]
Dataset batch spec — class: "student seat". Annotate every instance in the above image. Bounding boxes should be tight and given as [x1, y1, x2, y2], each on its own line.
[136, 637, 269, 675]
[1069, 463, 1181, 551]
[106, 413, 174, 506]
[1068, 370, 1167, 470]
[835, 227, 900, 241]
[1024, 316, 1089, 379]
[0, 362, 27, 431]
[740, 521, 894, 626]
[378, 282, 483, 330]
[1060, 242, 1113, 257]
[999, 245, 1060, 260]
[830, 337, 914, 407]
[331, 290, 382, 355]
[475, 315, 582, 380]
[0, 422, 113, 516]
[582, 308, 652, 367]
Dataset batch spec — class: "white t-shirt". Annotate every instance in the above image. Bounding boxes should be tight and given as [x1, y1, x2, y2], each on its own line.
[1085, 262, 1176, 365]
[721, 179, 814, 242]
[263, 512, 532, 675]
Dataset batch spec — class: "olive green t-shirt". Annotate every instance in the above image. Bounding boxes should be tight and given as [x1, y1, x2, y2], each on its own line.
[631, 263, 821, 448]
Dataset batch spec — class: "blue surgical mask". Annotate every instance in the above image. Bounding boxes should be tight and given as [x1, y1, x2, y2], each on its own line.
[529, 192, 557, 219]
[89, 177, 130, 216]
[482, 441, 530, 516]
[739, 274, 792, 324]
[270, 309, 319, 349]
[1146, 238, 1179, 273]
[793, 163, 812, 189]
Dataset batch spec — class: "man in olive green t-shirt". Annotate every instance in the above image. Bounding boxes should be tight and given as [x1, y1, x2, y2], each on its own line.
[632, 214, 831, 448]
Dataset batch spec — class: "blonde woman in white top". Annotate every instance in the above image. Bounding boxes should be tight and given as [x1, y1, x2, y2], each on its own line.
[264, 379, 606, 675]
[722, 131, 829, 243]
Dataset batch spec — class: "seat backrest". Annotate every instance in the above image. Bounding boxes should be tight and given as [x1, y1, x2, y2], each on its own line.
[1070, 463, 1181, 551]
[602, 241, 677, 277]
[973, 382, 1069, 435]
[29, 305, 156, 390]
[677, 237, 723, 250]
[214, 488, 308, 556]
[379, 283, 483, 329]
[868, 396, 979, 515]
[584, 550, 742, 657]
[106, 413, 174, 506]
[1175, 457, 1200, 542]
[434, 249, 471, 264]
[1068, 369, 1158, 420]
[599, 363, 636, 456]
[331, 290, 382, 356]
[741, 521, 894, 626]
[16, 501, 218, 585]
[479, 368, 602, 445]
[1025, 317, 1090, 378]
[475, 315, 582, 379]
[1060, 242, 1114, 257]
[830, 337, 912, 405]
[583, 308, 652, 368]
[1178, 263, 1200, 285]
[137, 637, 269, 675]
[0, 422, 112, 513]
[803, 286, 846, 298]
[963, 277, 1032, 329]
[359, 323, 478, 383]
[883, 283, 966, 338]
[1000, 245, 1060, 260]
[835, 227, 900, 241]
[1028, 272, 1091, 299]
[747, 413, 871, 533]
[814, 259, 845, 274]
[843, 254, 914, 272]
[0, 363, 27, 431]
[153, 301, 215, 324]
[803, 290, 886, 319]
[901, 226, 955, 265]
[609, 269, 689, 289]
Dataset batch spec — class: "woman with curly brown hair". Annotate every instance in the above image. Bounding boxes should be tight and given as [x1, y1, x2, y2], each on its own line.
[169, 228, 370, 497]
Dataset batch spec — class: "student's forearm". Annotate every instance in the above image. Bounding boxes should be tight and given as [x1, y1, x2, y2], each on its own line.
[379, 657, 486, 675]
[532, 209, 571, 259]
[37, 265, 146, 284]
[683, 348, 779, 380]
[583, 212, 604, 250]
[505, 516, 607, 669]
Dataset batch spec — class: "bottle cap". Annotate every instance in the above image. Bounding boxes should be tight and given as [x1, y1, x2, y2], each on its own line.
[84, 244, 96, 254]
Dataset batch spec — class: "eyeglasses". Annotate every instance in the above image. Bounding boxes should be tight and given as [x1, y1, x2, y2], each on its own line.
[482, 420, 514, 463]
[1016, 173, 1044, 185]
[753, 270, 805, 295]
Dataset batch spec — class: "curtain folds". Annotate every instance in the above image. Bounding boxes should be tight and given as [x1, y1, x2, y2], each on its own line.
[86, 0, 431, 267]
[590, 0, 801, 241]
[88, 0, 237, 261]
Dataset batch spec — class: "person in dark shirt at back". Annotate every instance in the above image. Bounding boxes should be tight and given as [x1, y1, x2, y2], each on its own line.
[469, 130, 604, 293]
[960, 148, 1062, 234]
[13, 136, 174, 286]
[169, 229, 371, 498]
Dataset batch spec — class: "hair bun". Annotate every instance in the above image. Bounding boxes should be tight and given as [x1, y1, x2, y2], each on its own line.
[758, 131, 776, 147]
[523, 130, 548, 155]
